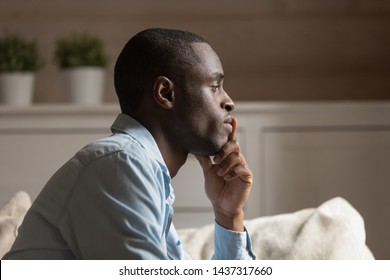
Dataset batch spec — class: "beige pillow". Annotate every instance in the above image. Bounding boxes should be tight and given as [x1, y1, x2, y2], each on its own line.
[178, 197, 375, 260]
[0, 191, 31, 258]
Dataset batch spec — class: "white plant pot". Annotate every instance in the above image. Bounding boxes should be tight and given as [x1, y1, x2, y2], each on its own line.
[0, 72, 35, 106]
[62, 67, 105, 105]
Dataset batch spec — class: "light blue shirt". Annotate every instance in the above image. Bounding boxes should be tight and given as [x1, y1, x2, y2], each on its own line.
[4, 114, 255, 260]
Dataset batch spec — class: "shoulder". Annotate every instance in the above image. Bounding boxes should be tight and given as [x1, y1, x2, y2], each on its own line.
[73, 133, 168, 188]
[75, 133, 150, 166]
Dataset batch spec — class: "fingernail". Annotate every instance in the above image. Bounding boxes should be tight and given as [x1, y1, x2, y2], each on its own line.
[213, 155, 221, 163]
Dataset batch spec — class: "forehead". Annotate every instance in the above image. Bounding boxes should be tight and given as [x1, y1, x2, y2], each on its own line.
[190, 43, 224, 79]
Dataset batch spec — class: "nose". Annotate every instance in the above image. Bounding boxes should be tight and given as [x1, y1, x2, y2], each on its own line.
[222, 90, 235, 112]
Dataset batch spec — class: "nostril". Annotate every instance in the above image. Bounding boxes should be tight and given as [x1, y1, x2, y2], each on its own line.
[224, 99, 235, 112]
[225, 103, 234, 112]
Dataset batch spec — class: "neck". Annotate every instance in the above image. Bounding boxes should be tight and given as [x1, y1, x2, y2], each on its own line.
[130, 112, 187, 178]
[153, 133, 188, 178]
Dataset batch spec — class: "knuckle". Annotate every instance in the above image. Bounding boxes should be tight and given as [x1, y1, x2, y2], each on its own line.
[231, 139, 240, 149]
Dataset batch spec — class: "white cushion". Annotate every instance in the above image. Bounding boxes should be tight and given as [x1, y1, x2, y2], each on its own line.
[177, 197, 375, 259]
[0, 191, 31, 258]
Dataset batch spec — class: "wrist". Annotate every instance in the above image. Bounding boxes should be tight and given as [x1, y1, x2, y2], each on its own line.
[213, 207, 245, 232]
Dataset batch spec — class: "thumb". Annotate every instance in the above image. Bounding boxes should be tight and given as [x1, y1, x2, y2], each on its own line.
[195, 155, 213, 173]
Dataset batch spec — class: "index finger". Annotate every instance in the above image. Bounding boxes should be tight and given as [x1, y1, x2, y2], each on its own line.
[228, 117, 237, 141]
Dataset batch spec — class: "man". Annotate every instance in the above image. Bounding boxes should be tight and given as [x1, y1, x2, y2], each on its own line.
[3, 28, 255, 259]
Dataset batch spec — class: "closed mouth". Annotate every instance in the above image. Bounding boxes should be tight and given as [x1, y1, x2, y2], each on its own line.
[223, 116, 232, 125]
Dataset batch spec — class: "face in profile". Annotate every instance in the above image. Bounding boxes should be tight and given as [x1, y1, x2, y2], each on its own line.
[172, 42, 235, 156]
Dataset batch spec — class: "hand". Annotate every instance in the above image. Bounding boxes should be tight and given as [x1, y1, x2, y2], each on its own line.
[196, 118, 253, 231]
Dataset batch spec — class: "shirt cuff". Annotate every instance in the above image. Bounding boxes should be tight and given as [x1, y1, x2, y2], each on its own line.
[212, 222, 256, 260]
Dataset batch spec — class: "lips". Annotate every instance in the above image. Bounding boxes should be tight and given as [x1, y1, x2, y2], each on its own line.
[224, 116, 232, 125]
[223, 116, 233, 133]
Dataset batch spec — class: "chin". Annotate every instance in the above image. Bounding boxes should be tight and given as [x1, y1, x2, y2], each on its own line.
[193, 139, 225, 157]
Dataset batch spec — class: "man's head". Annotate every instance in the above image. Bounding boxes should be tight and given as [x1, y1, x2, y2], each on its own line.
[114, 28, 207, 114]
[114, 28, 234, 156]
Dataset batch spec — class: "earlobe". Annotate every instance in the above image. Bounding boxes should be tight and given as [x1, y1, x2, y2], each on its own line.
[154, 76, 175, 109]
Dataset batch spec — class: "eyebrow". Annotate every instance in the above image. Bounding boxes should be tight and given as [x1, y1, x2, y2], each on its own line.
[212, 72, 224, 80]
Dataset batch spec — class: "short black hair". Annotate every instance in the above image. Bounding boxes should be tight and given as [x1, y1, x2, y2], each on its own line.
[114, 28, 208, 114]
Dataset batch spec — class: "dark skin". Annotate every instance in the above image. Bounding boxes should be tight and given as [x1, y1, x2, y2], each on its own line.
[133, 42, 252, 232]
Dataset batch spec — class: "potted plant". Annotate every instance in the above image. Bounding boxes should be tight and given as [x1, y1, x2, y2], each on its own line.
[0, 35, 41, 106]
[54, 33, 108, 105]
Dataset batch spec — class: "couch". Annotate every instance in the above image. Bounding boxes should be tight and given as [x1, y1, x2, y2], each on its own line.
[0, 191, 374, 259]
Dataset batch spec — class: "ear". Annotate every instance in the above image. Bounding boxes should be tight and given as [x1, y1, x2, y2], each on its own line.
[153, 76, 175, 109]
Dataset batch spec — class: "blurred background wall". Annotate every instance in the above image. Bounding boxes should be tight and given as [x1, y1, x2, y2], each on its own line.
[1, 0, 389, 104]
[1, 0, 390, 259]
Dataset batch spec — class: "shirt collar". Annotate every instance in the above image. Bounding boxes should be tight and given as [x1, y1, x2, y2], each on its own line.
[110, 113, 169, 175]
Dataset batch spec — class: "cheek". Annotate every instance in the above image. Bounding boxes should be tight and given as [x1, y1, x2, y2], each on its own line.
[180, 90, 222, 134]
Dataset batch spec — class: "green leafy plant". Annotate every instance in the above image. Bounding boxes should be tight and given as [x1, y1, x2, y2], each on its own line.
[54, 33, 108, 69]
[0, 35, 42, 72]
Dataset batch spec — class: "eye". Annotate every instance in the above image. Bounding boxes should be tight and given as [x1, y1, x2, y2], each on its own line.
[211, 84, 221, 92]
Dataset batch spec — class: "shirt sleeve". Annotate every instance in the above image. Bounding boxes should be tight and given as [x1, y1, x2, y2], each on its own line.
[212, 222, 256, 260]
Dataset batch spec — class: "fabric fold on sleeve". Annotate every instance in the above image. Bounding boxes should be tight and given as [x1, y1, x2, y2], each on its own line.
[212, 222, 256, 260]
